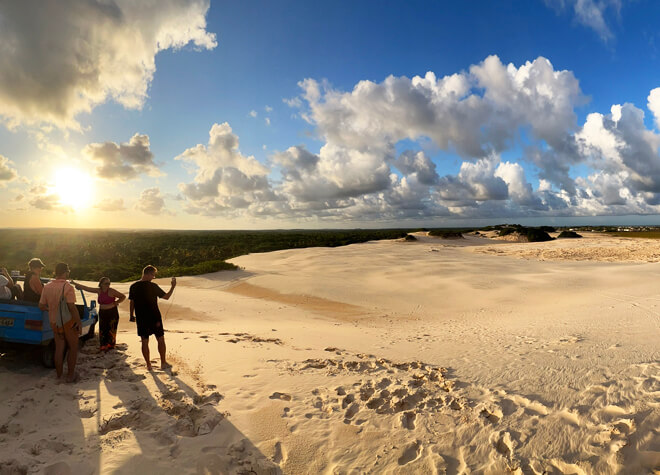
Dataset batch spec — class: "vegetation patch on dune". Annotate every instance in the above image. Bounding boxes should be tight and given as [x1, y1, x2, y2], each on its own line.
[428, 230, 466, 239]
[484, 224, 554, 242]
[557, 231, 582, 239]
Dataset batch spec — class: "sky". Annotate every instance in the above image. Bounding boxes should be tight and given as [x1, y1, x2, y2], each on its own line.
[1, 0, 660, 229]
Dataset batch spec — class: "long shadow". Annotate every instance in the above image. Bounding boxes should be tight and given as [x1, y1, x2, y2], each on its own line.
[0, 334, 279, 474]
[0, 340, 99, 474]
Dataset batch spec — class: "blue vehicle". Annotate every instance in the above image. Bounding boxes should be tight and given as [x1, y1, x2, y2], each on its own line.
[0, 277, 98, 367]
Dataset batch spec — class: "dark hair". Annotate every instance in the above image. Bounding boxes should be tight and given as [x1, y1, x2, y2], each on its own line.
[98, 277, 111, 287]
[54, 263, 70, 276]
[143, 265, 157, 275]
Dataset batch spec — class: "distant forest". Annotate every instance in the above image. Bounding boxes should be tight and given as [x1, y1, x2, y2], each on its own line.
[0, 228, 409, 281]
[2, 225, 657, 283]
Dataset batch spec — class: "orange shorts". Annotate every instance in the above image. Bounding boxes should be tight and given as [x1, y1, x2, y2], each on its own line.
[53, 318, 76, 336]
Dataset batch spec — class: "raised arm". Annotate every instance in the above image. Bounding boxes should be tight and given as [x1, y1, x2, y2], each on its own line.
[72, 281, 100, 294]
[161, 277, 176, 300]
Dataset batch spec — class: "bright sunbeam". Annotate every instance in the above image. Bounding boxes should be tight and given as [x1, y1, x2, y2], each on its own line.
[53, 167, 94, 210]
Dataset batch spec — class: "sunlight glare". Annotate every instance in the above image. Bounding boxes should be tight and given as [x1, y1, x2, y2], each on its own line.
[53, 167, 95, 210]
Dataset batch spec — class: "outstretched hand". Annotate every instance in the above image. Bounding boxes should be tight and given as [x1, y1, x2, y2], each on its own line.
[171, 277, 177, 288]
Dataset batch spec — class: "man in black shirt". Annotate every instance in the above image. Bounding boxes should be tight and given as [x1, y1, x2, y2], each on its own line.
[128, 265, 176, 370]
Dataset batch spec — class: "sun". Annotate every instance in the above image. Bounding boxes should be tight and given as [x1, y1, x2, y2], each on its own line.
[53, 167, 95, 210]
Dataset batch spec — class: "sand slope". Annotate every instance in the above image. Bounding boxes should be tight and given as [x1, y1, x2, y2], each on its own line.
[1, 233, 659, 474]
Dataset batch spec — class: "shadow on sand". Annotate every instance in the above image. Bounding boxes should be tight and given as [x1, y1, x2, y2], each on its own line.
[0, 335, 279, 474]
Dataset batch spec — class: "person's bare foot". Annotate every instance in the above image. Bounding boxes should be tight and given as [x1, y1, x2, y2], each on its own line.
[65, 372, 79, 384]
[161, 362, 172, 370]
[146, 363, 153, 371]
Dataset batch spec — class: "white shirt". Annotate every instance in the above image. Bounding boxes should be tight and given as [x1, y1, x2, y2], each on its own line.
[0, 275, 11, 299]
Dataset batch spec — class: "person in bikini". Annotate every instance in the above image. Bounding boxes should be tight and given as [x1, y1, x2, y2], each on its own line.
[73, 277, 126, 351]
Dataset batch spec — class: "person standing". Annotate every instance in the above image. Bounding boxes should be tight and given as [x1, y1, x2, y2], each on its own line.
[73, 277, 126, 351]
[128, 265, 176, 370]
[23, 258, 46, 302]
[39, 263, 82, 383]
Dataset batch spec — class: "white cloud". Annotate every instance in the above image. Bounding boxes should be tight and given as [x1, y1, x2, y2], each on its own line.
[0, 155, 18, 185]
[135, 187, 171, 215]
[94, 198, 126, 212]
[577, 100, 660, 197]
[176, 123, 276, 216]
[170, 61, 660, 223]
[265, 105, 273, 113]
[544, 0, 621, 41]
[437, 155, 509, 202]
[648, 87, 660, 130]
[393, 150, 439, 186]
[265, 117, 271, 126]
[249, 110, 258, 118]
[0, 0, 216, 129]
[495, 160, 542, 207]
[82, 133, 162, 181]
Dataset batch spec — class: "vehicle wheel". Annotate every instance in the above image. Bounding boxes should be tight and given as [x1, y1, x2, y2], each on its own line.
[42, 340, 55, 368]
[81, 322, 95, 342]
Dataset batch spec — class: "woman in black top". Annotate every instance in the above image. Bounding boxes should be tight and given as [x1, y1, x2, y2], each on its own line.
[23, 258, 46, 302]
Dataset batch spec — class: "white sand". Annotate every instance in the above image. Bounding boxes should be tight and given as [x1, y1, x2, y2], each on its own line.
[0, 232, 659, 474]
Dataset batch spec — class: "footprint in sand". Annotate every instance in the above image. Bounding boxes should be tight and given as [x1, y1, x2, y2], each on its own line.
[479, 407, 502, 424]
[272, 441, 286, 464]
[344, 403, 359, 422]
[269, 392, 292, 401]
[397, 440, 422, 465]
[401, 411, 416, 430]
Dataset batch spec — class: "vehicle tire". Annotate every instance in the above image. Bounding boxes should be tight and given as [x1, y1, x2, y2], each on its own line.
[42, 340, 55, 368]
[81, 322, 95, 342]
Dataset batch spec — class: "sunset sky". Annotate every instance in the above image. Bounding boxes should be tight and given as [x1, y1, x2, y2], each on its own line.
[1, 0, 660, 229]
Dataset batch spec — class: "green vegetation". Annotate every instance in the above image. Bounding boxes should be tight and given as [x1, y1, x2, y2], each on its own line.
[428, 230, 464, 239]
[608, 231, 660, 239]
[404, 234, 418, 241]
[0, 228, 408, 281]
[493, 224, 553, 242]
[557, 230, 582, 239]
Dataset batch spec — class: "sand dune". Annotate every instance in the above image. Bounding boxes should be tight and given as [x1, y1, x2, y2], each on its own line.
[1, 232, 659, 474]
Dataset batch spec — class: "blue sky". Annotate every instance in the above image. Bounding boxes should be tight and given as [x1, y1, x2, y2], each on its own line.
[1, 0, 660, 228]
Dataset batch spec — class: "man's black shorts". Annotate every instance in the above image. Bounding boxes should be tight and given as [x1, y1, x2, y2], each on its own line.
[136, 316, 164, 339]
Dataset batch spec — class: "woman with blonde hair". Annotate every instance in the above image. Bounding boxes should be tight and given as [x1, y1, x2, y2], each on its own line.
[73, 277, 126, 351]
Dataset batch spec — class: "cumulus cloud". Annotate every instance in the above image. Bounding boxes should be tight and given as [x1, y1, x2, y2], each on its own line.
[649, 87, 660, 129]
[494, 160, 541, 207]
[297, 56, 583, 159]
[577, 102, 660, 197]
[437, 155, 508, 203]
[0, 0, 216, 129]
[173, 57, 660, 223]
[249, 110, 258, 118]
[393, 151, 439, 185]
[274, 144, 392, 205]
[82, 133, 161, 181]
[176, 122, 276, 216]
[135, 187, 171, 215]
[94, 198, 126, 211]
[0, 155, 18, 184]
